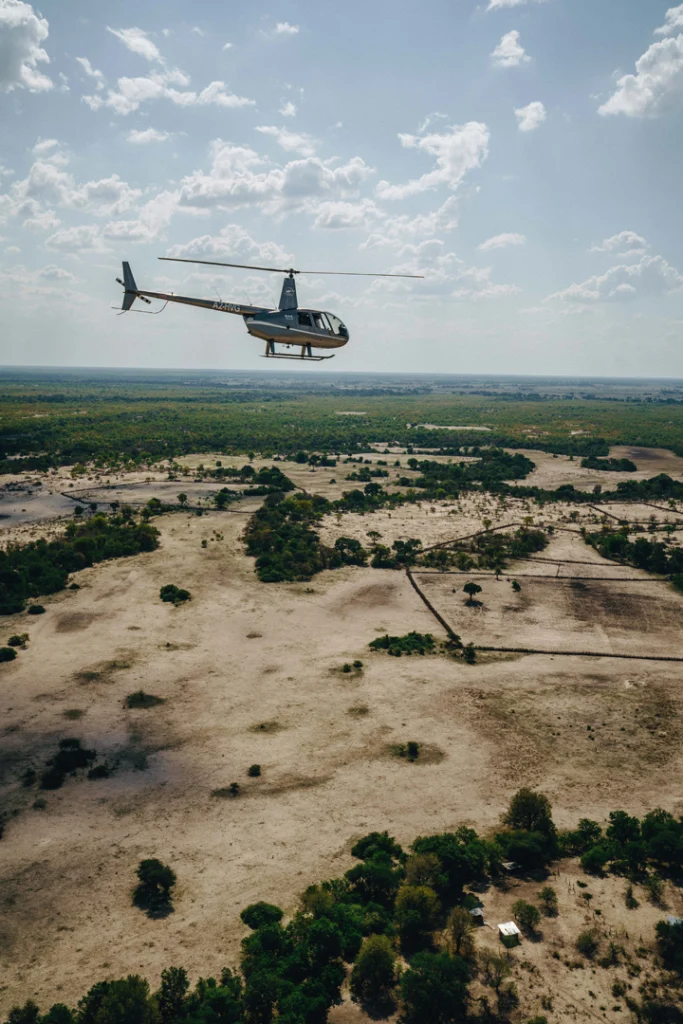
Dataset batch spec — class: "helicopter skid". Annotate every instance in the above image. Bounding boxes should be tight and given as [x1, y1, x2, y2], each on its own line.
[261, 351, 335, 361]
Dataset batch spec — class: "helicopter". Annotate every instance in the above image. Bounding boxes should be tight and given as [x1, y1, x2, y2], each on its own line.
[116, 258, 423, 361]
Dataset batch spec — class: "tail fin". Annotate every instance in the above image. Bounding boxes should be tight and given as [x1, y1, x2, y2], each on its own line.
[119, 261, 138, 311]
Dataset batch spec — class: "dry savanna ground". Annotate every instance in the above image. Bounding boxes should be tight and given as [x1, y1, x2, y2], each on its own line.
[1, 446, 683, 1021]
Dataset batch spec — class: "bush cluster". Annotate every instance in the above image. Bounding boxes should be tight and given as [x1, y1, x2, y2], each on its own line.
[561, 808, 683, 878]
[585, 527, 683, 576]
[0, 512, 159, 614]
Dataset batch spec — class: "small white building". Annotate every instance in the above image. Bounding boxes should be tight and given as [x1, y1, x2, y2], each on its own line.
[498, 921, 521, 947]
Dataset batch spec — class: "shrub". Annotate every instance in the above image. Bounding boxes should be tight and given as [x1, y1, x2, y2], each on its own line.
[159, 584, 191, 605]
[248, 764, 261, 778]
[8, 633, 29, 647]
[342, 663, 352, 673]
[125, 690, 165, 709]
[350, 934, 397, 1008]
[240, 902, 284, 930]
[353, 659, 363, 669]
[538, 886, 558, 916]
[581, 845, 610, 875]
[133, 858, 176, 915]
[512, 899, 541, 934]
[27, 605, 45, 615]
[0, 646, 17, 662]
[369, 632, 437, 657]
[511, 579, 521, 592]
[576, 930, 599, 959]
[87, 764, 111, 780]
[462, 643, 477, 664]
[406, 741, 420, 762]
[229, 782, 240, 797]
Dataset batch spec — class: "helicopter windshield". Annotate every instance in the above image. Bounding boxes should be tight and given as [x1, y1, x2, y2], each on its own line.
[326, 313, 346, 335]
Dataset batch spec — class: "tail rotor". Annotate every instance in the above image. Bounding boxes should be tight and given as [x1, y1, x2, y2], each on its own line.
[116, 261, 150, 310]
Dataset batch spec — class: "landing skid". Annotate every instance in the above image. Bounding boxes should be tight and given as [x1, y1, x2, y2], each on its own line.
[262, 341, 335, 362]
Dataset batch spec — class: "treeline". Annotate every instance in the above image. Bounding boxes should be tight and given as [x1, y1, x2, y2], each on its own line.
[399, 450, 536, 497]
[562, 807, 683, 879]
[506, 471, 683, 505]
[584, 527, 683, 577]
[6, 791, 683, 1024]
[0, 513, 159, 614]
[581, 456, 637, 472]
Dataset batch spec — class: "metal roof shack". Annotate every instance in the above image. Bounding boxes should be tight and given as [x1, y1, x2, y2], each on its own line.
[498, 921, 521, 947]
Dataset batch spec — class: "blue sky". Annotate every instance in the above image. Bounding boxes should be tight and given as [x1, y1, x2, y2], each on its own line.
[1, 0, 682, 375]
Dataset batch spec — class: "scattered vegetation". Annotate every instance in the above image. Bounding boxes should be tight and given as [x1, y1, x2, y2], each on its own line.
[585, 526, 683, 576]
[247, 764, 261, 778]
[0, 512, 159, 614]
[6, 790, 683, 1023]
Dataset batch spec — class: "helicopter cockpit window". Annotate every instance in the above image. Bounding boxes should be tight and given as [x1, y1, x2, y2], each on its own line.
[326, 314, 346, 336]
[312, 312, 328, 331]
[298, 312, 312, 327]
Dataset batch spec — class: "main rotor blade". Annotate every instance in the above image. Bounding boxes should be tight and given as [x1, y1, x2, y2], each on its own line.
[158, 256, 423, 279]
[158, 257, 292, 273]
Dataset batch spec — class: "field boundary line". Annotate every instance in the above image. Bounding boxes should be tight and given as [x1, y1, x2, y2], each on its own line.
[474, 645, 683, 663]
[405, 566, 460, 641]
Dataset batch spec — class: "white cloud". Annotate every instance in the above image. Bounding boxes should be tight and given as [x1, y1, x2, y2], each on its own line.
[491, 30, 530, 68]
[655, 5, 683, 36]
[106, 26, 163, 63]
[275, 22, 299, 36]
[103, 190, 178, 243]
[255, 125, 317, 157]
[549, 255, 683, 302]
[84, 70, 254, 115]
[45, 224, 107, 252]
[599, 34, 683, 117]
[370, 241, 520, 302]
[177, 139, 373, 216]
[192, 27, 205, 36]
[165, 225, 294, 265]
[76, 56, 105, 90]
[0, 0, 52, 92]
[418, 111, 448, 133]
[311, 199, 381, 230]
[478, 232, 526, 251]
[376, 122, 489, 201]
[31, 137, 59, 156]
[360, 196, 461, 249]
[126, 127, 171, 144]
[223, 42, 233, 50]
[280, 100, 296, 117]
[38, 264, 76, 281]
[515, 100, 546, 131]
[488, 0, 546, 8]
[1, 148, 142, 230]
[590, 231, 649, 256]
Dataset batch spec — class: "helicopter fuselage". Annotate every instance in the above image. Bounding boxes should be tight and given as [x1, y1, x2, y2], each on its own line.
[244, 308, 349, 350]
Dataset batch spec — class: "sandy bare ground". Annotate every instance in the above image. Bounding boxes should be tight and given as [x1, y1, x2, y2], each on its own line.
[1, 453, 683, 1020]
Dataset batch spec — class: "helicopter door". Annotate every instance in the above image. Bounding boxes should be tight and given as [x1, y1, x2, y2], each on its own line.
[298, 312, 313, 327]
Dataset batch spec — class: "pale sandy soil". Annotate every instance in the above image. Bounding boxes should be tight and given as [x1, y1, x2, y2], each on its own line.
[1, 451, 682, 1020]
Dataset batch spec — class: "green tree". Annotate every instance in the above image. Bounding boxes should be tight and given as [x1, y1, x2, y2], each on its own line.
[537, 886, 558, 916]
[503, 788, 553, 834]
[399, 951, 469, 1024]
[463, 581, 482, 605]
[350, 934, 397, 1010]
[87, 977, 158, 1024]
[133, 859, 176, 915]
[177, 493, 188, 506]
[512, 899, 541, 935]
[446, 906, 475, 958]
[240, 903, 284, 930]
[394, 884, 440, 948]
[158, 967, 189, 1023]
[5, 1002, 40, 1024]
